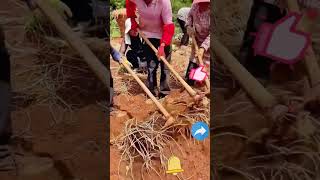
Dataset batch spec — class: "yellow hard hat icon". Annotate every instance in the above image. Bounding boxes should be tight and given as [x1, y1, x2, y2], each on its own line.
[166, 156, 184, 175]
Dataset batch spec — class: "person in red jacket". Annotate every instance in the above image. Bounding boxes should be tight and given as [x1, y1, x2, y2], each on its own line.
[126, 0, 175, 98]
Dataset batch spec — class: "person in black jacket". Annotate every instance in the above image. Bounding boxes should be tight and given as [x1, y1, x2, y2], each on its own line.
[119, 18, 147, 72]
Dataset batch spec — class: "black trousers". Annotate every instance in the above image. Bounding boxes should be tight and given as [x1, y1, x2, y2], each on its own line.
[239, 0, 286, 79]
[0, 26, 11, 145]
[126, 50, 140, 69]
[143, 38, 171, 96]
[177, 18, 189, 46]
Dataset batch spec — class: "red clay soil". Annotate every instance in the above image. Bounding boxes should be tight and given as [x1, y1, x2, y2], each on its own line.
[110, 75, 210, 179]
[110, 108, 210, 180]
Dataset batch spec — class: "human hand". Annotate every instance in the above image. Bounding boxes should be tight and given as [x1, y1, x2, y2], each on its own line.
[157, 43, 165, 60]
[111, 50, 122, 63]
[197, 47, 205, 59]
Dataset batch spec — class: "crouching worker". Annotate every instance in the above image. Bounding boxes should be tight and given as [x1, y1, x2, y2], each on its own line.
[240, 0, 320, 80]
[177, 7, 191, 47]
[119, 18, 147, 72]
[126, 0, 175, 98]
[185, 0, 210, 86]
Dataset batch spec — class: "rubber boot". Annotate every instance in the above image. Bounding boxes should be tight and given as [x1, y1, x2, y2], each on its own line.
[185, 61, 199, 86]
[239, 0, 286, 80]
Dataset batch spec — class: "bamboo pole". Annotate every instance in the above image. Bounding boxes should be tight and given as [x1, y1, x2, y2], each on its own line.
[212, 39, 278, 110]
[120, 58, 175, 127]
[192, 35, 210, 90]
[138, 30, 200, 99]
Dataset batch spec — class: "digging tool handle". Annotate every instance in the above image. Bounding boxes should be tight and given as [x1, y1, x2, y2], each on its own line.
[212, 39, 278, 110]
[120, 60, 175, 127]
[286, 0, 320, 87]
[34, 0, 108, 86]
[138, 30, 198, 98]
[192, 35, 210, 90]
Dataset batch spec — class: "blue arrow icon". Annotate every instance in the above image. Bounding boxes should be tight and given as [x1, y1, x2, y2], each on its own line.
[191, 122, 209, 141]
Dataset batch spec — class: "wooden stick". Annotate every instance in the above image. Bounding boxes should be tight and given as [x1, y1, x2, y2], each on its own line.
[138, 30, 198, 98]
[212, 39, 278, 110]
[286, 0, 320, 87]
[120, 58, 175, 127]
[192, 35, 210, 90]
[34, 0, 108, 86]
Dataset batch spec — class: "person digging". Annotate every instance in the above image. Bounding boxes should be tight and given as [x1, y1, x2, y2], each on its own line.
[126, 0, 175, 99]
[185, 0, 210, 86]
[110, 46, 130, 111]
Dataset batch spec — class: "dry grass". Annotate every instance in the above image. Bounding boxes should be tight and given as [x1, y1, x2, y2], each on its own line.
[114, 115, 175, 179]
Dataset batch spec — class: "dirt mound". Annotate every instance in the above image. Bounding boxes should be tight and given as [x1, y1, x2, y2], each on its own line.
[113, 94, 157, 121]
[163, 89, 195, 116]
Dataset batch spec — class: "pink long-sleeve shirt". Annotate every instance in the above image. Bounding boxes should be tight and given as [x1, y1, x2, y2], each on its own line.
[128, 0, 173, 40]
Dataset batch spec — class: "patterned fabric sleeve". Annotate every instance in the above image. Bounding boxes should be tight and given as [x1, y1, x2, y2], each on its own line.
[201, 34, 210, 51]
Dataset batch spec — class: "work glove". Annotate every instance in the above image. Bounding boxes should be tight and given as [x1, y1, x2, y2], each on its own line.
[111, 49, 122, 63]
[111, 49, 133, 67]
[186, 26, 195, 36]
[157, 43, 165, 60]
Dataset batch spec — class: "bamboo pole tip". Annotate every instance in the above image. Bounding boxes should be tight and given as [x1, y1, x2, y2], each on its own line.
[164, 116, 175, 128]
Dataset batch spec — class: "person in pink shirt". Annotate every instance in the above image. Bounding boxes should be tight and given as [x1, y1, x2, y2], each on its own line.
[126, 0, 175, 98]
[185, 0, 210, 86]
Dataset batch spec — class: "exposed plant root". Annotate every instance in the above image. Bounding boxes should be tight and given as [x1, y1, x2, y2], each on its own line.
[114, 97, 210, 179]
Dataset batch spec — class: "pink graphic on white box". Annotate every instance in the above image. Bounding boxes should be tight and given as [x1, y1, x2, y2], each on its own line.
[189, 65, 208, 82]
[252, 12, 311, 64]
